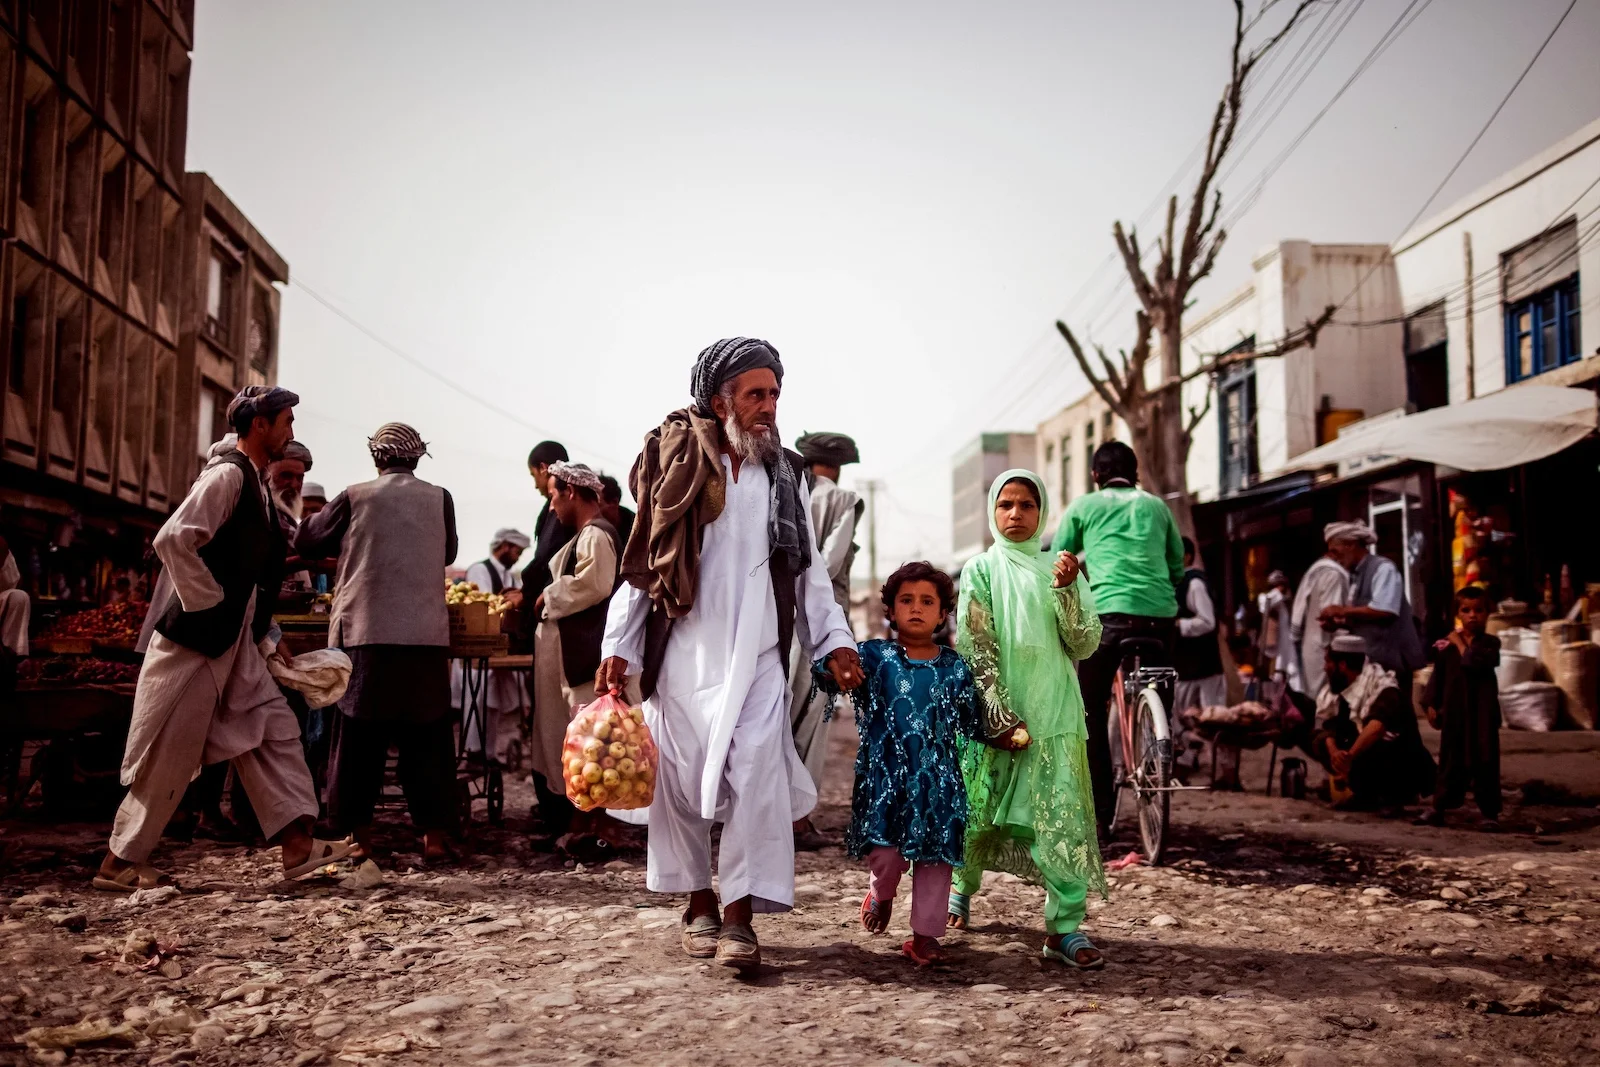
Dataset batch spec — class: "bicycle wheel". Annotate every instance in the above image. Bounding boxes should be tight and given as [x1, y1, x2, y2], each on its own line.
[1104, 684, 1128, 837]
[1133, 686, 1173, 865]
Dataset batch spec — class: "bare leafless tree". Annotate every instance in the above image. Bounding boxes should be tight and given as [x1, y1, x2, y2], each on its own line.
[1057, 0, 1337, 536]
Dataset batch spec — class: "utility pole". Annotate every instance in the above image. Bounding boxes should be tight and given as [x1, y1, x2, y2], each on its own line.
[1463, 231, 1477, 399]
[864, 480, 881, 590]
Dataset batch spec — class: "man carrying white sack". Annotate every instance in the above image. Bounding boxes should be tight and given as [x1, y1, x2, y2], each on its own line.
[96, 386, 353, 892]
[597, 337, 865, 972]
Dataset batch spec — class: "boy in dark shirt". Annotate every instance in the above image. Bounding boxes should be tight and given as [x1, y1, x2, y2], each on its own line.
[1418, 585, 1502, 830]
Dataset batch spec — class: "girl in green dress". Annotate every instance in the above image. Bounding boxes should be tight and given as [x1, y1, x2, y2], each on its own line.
[948, 469, 1108, 968]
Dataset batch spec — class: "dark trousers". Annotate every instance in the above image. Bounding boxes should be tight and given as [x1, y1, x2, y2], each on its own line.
[1434, 717, 1501, 820]
[530, 770, 575, 835]
[1075, 614, 1177, 836]
[329, 713, 459, 834]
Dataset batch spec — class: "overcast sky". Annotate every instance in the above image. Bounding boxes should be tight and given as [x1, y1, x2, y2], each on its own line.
[186, 0, 1600, 577]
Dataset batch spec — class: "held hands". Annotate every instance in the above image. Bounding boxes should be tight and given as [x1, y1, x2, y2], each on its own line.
[827, 648, 865, 691]
[1052, 552, 1080, 588]
[596, 656, 629, 696]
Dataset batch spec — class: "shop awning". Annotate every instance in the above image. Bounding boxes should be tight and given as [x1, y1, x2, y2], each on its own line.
[1271, 385, 1598, 475]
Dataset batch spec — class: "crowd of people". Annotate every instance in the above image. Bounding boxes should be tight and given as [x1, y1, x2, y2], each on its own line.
[86, 336, 1504, 976]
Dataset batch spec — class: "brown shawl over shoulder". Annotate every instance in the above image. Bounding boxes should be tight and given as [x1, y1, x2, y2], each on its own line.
[621, 408, 725, 618]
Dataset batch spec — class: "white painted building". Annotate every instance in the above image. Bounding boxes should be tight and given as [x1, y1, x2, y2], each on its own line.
[1390, 116, 1598, 404]
[1179, 241, 1406, 502]
[1034, 390, 1122, 519]
[950, 431, 1036, 566]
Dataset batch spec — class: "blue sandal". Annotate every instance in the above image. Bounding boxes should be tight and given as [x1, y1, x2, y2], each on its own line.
[947, 891, 971, 928]
[1042, 931, 1104, 970]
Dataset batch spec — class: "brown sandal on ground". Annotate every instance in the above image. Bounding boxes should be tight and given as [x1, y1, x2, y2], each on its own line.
[283, 838, 358, 880]
[861, 893, 892, 935]
[93, 864, 176, 893]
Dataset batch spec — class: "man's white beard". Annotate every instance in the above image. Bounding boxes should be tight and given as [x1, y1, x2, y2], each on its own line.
[275, 489, 303, 522]
[726, 415, 782, 464]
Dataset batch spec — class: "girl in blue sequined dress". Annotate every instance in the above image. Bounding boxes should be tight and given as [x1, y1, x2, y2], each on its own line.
[819, 561, 978, 966]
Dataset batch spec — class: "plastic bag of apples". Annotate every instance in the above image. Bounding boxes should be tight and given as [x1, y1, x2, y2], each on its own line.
[562, 693, 657, 812]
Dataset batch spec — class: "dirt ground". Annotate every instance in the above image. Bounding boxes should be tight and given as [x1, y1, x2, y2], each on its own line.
[3, 716, 1599, 1067]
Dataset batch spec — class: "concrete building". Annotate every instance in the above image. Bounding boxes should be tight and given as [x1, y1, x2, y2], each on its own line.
[1390, 116, 1598, 403]
[180, 173, 287, 476]
[1180, 241, 1406, 503]
[1034, 389, 1122, 525]
[951, 431, 1035, 565]
[0, 2, 284, 608]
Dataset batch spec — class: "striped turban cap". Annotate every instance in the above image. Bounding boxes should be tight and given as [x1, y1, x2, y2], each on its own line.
[688, 337, 783, 416]
[368, 422, 430, 463]
[549, 461, 603, 492]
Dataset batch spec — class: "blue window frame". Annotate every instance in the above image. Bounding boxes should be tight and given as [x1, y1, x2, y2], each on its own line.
[1505, 275, 1580, 382]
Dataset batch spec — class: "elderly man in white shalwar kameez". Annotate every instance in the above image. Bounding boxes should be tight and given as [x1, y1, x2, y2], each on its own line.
[598, 337, 864, 972]
[1292, 527, 1356, 697]
[96, 387, 353, 892]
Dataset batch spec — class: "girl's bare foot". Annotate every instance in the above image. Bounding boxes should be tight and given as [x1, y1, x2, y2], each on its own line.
[947, 912, 967, 930]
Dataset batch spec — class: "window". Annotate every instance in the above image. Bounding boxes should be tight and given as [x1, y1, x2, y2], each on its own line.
[1059, 436, 1072, 504]
[1102, 410, 1115, 441]
[248, 284, 274, 374]
[1505, 276, 1580, 382]
[1219, 348, 1259, 496]
[1404, 301, 1449, 412]
[205, 246, 239, 347]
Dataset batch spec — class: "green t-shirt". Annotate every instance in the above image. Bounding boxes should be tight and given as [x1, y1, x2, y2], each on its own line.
[1050, 486, 1184, 618]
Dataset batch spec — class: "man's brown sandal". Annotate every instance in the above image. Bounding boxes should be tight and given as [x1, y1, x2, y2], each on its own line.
[681, 908, 722, 959]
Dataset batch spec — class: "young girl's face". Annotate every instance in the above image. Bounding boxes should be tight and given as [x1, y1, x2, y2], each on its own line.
[994, 481, 1041, 543]
[892, 579, 944, 644]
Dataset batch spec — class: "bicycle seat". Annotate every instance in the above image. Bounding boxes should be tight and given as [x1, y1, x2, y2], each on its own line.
[1117, 637, 1168, 659]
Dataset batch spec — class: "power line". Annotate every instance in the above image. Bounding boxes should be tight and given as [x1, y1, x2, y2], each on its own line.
[289, 276, 628, 470]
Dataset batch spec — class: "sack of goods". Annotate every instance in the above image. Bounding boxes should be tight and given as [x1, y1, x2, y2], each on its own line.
[1500, 681, 1560, 732]
[268, 648, 353, 709]
[562, 693, 658, 812]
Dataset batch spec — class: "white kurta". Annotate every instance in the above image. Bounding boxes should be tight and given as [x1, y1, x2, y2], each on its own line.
[1292, 556, 1351, 697]
[1258, 587, 1303, 692]
[0, 551, 29, 657]
[603, 456, 854, 911]
[459, 557, 528, 763]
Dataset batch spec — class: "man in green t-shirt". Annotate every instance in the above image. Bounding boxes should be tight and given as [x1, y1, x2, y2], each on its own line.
[1051, 441, 1184, 836]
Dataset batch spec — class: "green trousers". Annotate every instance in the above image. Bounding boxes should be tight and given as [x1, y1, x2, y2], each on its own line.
[954, 841, 1087, 935]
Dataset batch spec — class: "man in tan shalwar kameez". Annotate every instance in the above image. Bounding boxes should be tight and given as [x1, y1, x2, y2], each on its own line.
[95, 386, 353, 891]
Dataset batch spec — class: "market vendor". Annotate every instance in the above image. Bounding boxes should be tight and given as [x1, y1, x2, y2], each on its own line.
[270, 440, 316, 593]
[1311, 633, 1436, 816]
[460, 527, 531, 767]
[295, 421, 460, 865]
[0, 533, 29, 658]
[96, 386, 354, 892]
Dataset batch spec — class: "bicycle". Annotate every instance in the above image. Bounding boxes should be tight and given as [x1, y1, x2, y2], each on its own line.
[1105, 637, 1194, 865]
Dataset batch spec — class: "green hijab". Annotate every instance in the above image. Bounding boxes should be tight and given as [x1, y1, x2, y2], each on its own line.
[975, 468, 1096, 737]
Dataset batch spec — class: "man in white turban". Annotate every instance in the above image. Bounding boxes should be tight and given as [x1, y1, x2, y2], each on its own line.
[460, 528, 532, 767]
[1311, 632, 1434, 814]
[1291, 522, 1358, 697]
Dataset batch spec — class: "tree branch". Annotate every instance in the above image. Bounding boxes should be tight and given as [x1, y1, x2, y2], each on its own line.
[1056, 319, 1130, 418]
[1185, 389, 1215, 437]
[1175, 303, 1337, 387]
[1113, 222, 1158, 314]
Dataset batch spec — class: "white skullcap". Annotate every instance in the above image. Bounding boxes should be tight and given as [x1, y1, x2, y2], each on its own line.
[1324, 520, 1377, 545]
[302, 481, 327, 502]
[1329, 632, 1367, 655]
[492, 527, 531, 549]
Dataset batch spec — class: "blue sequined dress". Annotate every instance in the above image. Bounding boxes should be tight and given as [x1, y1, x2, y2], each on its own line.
[818, 639, 978, 865]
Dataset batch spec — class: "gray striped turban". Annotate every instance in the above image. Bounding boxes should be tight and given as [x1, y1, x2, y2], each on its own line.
[689, 337, 783, 416]
[368, 422, 430, 463]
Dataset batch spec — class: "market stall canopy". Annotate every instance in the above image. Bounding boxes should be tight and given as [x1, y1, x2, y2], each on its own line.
[1271, 385, 1598, 475]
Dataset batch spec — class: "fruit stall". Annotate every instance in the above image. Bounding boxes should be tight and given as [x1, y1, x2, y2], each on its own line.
[445, 580, 513, 823]
[1, 601, 147, 815]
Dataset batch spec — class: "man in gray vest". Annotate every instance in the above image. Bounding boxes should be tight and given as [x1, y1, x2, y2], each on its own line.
[97, 386, 353, 892]
[296, 422, 460, 866]
[1319, 520, 1426, 702]
[788, 431, 863, 849]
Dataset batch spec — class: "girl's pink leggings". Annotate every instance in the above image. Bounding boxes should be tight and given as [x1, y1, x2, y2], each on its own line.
[868, 846, 953, 939]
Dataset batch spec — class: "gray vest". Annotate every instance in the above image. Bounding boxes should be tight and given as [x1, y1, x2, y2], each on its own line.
[331, 472, 450, 647]
[1350, 553, 1425, 673]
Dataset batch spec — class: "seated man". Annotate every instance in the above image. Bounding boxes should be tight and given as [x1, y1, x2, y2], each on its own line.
[1311, 632, 1435, 816]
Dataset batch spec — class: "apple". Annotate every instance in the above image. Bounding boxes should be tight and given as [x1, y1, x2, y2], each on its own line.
[592, 720, 612, 741]
[589, 784, 609, 805]
[582, 762, 603, 784]
[630, 706, 645, 724]
[581, 737, 604, 761]
[624, 743, 641, 760]
[602, 768, 621, 787]
[617, 758, 636, 777]
[608, 741, 627, 760]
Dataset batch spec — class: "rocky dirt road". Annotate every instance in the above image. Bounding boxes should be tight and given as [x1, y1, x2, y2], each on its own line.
[3, 721, 1598, 1067]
